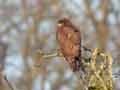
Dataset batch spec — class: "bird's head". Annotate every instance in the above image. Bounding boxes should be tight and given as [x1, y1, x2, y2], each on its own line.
[57, 18, 72, 28]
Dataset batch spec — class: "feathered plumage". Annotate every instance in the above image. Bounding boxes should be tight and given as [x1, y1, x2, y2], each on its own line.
[56, 18, 82, 72]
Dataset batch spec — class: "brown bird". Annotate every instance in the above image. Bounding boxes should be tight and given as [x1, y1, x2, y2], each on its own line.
[56, 18, 83, 72]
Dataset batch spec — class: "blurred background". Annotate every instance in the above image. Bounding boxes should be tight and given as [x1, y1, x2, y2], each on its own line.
[0, 0, 120, 90]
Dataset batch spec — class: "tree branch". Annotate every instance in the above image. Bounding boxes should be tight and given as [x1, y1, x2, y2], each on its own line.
[83, 0, 97, 25]
[100, 0, 109, 22]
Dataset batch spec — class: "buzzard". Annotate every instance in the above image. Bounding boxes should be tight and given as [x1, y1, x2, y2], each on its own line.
[56, 18, 83, 72]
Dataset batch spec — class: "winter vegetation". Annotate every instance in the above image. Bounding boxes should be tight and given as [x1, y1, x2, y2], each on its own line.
[0, 0, 120, 90]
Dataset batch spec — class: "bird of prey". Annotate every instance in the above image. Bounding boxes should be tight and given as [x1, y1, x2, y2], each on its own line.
[56, 18, 83, 72]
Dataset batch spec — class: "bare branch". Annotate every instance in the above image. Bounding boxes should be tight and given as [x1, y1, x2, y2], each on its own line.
[4, 76, 14, 90]
[83, 0, 97, 24]
[100, 0, 109, 22]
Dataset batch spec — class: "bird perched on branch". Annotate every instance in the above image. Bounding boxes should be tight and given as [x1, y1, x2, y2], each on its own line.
[56, 18, 83, 72]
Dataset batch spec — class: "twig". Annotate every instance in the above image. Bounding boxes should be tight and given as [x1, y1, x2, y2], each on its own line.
[4, 75, 14, 90]
[34, 46, 105, 66]
[82, 46, 92, 52]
